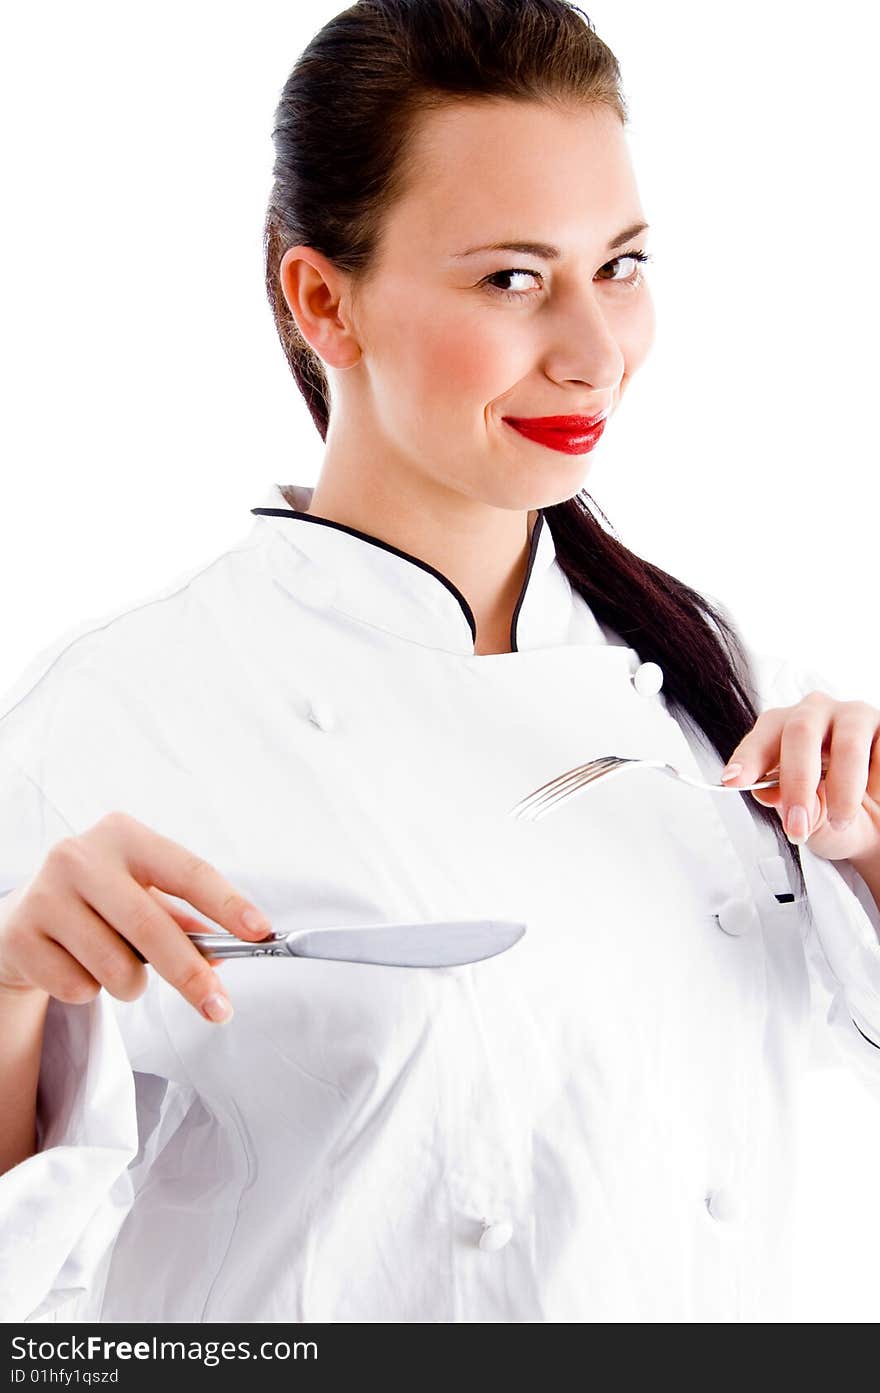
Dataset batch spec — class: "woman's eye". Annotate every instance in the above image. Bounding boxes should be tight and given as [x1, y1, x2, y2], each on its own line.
[481, 250, 651, 302]
[481, 268, 545, 299]
[597, 250, 652, 284]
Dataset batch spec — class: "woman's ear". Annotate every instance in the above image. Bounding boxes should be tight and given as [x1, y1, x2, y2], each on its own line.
[279, 246, 363, 370]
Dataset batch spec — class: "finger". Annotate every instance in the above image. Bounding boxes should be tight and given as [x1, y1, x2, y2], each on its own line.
[47, 898, 149, 1002]
[721, 707, 788, 789]
[747, 782, 783, 812]
[46, 835, 239, 1022]
[777, 698, 831, 843]
[144, 885, 256, 939]
[7, 923, 103, 1005]
[103, 820, 273, 940]
[145, 886, 259, 968]
[822, 703, 878, 830]
[869, 728, 880, 801]
[87, 814, 273, 958]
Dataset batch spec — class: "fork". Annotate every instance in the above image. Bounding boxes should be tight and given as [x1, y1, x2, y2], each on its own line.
[509, 754, 828, 823]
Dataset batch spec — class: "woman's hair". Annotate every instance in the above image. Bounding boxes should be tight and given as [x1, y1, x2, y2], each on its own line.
[262, 0, 809, 909]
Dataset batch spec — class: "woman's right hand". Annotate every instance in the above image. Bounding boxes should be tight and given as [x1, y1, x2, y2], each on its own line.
[0, 811, 274, 1024]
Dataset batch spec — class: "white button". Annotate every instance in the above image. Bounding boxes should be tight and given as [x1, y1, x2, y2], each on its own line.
[714, 896, 756, 936]
[705, 1188, 744, 1223]
[632, 661, 664, 696]
[307, 699, 336, 732]
[478, 1219, 513, 1252]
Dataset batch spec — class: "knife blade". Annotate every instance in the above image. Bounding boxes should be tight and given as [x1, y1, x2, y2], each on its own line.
[184, 918, 527, 966]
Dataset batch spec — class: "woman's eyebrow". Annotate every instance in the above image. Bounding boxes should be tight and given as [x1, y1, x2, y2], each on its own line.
[448, 221, 650, 261]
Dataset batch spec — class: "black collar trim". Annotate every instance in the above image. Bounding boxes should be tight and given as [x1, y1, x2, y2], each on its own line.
[510, 511, 546, 653]
[250, 505, 547, 654]
[251, 506, 477, 643]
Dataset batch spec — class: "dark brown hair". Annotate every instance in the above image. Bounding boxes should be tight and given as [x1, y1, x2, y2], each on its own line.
[262, 0, 808, 909]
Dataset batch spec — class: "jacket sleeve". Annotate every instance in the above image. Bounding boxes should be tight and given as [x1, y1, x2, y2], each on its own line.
[741, 643, 880, 1095]
[0, 751, 196, 1323]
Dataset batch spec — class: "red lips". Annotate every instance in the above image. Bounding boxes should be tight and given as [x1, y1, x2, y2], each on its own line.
[502, 413, 608, 455]
[504, 413, 607, 430]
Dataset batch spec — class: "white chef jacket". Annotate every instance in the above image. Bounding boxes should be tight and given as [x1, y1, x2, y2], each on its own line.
[1, 481, 880, 1326]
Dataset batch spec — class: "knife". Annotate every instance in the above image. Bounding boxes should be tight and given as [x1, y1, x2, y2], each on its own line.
[182, 918, 527, 966]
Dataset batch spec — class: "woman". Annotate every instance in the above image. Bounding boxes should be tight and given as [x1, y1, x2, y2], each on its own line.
[1, 0, 879, 1324]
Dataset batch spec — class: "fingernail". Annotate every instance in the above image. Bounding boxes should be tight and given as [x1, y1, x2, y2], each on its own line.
[829, 816, 854, 831]
[785, 805, 809, 844]
[720, 763, 743, 782]
[241, 908, 271, 935]
[201, 992, 234, 1024]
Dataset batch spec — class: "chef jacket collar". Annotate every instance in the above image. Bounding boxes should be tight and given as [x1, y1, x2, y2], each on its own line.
[250, 482, 606, 655]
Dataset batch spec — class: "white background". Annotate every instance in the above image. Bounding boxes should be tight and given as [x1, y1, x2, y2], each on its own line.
[2, 1, 878, 1320]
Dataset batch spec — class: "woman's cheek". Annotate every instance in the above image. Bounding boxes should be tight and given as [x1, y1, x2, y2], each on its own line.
[413, 320, 516, 404]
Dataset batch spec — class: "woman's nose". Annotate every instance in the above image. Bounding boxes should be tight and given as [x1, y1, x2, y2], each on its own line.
[545, 290, 624, 388]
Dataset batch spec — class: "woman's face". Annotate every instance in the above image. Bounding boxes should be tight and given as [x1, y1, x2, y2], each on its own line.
[312, 99, 655, 514]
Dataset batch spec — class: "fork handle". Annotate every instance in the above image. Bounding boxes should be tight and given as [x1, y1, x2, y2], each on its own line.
[723, 757, 831, 792]
[731, 753, 830, 792]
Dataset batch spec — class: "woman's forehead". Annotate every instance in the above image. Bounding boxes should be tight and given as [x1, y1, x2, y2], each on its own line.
[390, 103, 639, 243]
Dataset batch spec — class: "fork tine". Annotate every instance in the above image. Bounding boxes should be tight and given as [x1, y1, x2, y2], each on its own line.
[517, 764, 615, 821]
[510, 756, 625, 820]
[527, 756, 627, 809]
[508, 757, 608, 815]
[508, 768, 586, 820]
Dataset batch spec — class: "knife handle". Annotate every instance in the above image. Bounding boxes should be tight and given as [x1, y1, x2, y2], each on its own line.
[185, 930, 290, 959]
[122, 931, 285, 963]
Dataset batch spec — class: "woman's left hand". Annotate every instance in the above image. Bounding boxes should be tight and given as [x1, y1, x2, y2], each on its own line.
[721, 692, 880, 864]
